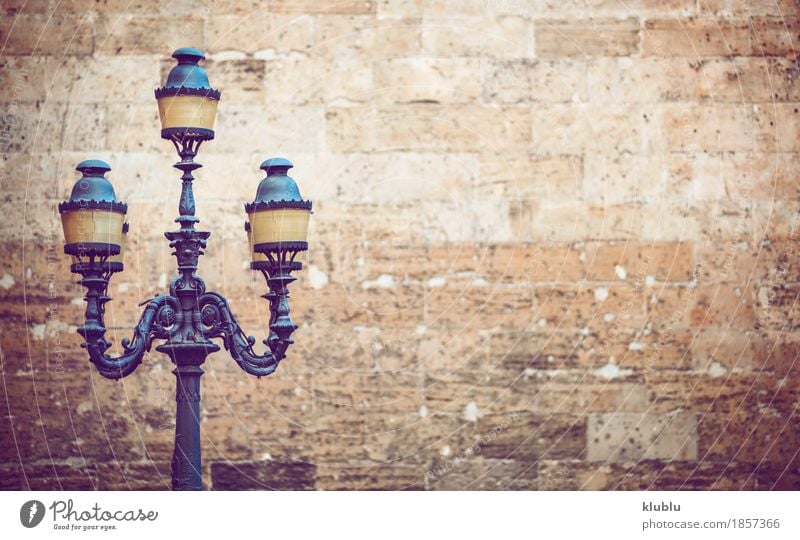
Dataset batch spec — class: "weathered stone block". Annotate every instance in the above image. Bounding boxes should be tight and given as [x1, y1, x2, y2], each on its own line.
[204, 59, 266, 105]
[314, 15, 421, 57]
[271, 0, 376, 14]
[538, 459, 797, 490]
[325, 105, 531, 153]
[698, 412, 800, 467]
[587, 412, 698, 462]
[425, 282, 534, 329]
[210, 460, 316, 490]
[646, 284, 756, 330]
[536, 18, 640, 58]
[582, 241, 694, 283]
[754, 104, 800, 152]
[535, 381, 648, 413]
[483, 59, 587, 103]
[643, 18, 751, 56]
[423, 368, 537, 415]
[654, 104, 755, 153]
[95, 15, 204, 55]
[213, 104, 324, 154]
[756, 284, 800, 331]
[697, 58, 800, 103]
[427, 457, 537, 490]
[206, 14, 314, 53]
[478, 412, 587, 461]
[534, 284, 645, 331]
[588, 57, 698, 103]
[532, 104, 650, 155]
[751, 16, 800, 56]
[0, 102, 106, 153]
[478, 154, 582, 202]
[375, 57, 481, 104]
[699, 0, 800, 16]
[260, 54, 373, 105]
[316, 462, 424, 490]
[422, 16, 533, 58]
[646, 372, 766, 414]
[0, 13, 94, 56]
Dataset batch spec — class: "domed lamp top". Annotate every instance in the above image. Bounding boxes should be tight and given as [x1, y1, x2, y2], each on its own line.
[155, 48, 220, 99]
[59, 160, 127, 212]
[248, 158, 312, 211]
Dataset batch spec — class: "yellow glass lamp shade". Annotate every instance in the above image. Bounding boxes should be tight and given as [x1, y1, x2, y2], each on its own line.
[58, 160, 128, 267]
[68, 220, 127, 266]
[248, 207, 310, 251]
[109, 222, 129, 266]
[61, 208, 125, 247]
[157, 94, 218, 133]
[245, 221, 269, 265]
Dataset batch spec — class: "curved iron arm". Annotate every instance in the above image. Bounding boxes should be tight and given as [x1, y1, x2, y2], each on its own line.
[199, 289, 297, 377]
[197, 292, 284, 377]
[76, 265, 177, 380]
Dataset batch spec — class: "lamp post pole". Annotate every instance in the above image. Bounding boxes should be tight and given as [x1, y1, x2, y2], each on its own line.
[57, 48, 312, 490]
[158, 140, 220, 491]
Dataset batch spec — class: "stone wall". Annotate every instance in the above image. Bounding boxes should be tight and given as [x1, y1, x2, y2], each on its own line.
[1, 0, 799, 490]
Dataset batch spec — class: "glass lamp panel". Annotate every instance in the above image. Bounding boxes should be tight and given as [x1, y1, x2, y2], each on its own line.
[157, 95, 218, 131]
[249, 208, 310, 246]
[109, 221, 128, 263]
[246, 223, 269, 263]
[62, 209, 125, 246]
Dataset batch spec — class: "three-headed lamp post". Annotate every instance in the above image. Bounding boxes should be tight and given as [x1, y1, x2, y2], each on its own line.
[57, 48, 312, 490]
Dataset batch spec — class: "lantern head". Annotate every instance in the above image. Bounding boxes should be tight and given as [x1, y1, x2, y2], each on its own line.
[58, 160, 128, 272]
[155, 48, 220, 142]
[244, 158, 312, 272]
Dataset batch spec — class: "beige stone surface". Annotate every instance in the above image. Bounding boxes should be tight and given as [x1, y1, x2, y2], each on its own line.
[536, 18, 641, 58]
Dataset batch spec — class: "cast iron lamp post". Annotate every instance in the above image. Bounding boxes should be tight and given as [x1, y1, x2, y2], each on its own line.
[57, 48, 312, 490]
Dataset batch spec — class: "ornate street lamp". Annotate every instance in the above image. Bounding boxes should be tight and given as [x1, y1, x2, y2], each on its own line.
[58, 48, 312, 490]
